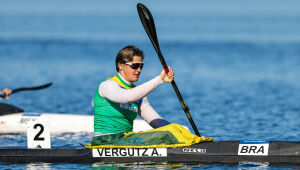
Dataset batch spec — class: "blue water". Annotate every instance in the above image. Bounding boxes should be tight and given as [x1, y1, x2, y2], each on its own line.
[1, 0, 300, 169]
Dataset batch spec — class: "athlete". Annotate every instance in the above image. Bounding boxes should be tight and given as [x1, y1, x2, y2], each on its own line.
[93, 45, 174, 136]
[0, 88, 12, 99]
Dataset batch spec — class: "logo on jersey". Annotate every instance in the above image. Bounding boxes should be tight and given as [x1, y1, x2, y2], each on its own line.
[120, 104, 138, 112]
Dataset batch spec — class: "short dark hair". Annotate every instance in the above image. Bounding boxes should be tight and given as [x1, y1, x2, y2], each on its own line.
[115, 45, 144, 72]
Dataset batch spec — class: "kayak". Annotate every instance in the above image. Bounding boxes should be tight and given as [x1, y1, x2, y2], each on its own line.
[0, 103, 153, 133]
[1, 141, 300, 165]
[2, 104, 300, 165]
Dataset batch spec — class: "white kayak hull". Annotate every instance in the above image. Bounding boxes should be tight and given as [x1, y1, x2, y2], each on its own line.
[0, 112, 154, 134]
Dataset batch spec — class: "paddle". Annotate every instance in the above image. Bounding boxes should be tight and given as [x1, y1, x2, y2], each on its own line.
[137, 3, 201, 136]
[0, 82, 53, 98]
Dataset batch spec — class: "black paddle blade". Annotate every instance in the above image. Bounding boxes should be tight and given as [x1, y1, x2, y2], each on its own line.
[137, 3, 159, 48]
[137, 3, 165, 63]
[12, 82, 53, 93]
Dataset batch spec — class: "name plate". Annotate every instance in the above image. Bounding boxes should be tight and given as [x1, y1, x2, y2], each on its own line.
[93, 148, 167, 157]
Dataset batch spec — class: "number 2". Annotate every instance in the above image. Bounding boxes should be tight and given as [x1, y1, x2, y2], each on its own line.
[33, 123, 45, 141]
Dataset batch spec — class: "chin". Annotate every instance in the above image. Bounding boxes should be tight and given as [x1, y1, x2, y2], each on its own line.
[132, 77, 139, 82]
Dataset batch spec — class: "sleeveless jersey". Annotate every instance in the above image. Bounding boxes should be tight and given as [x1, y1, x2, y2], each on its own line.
[93, 74, 142, 133]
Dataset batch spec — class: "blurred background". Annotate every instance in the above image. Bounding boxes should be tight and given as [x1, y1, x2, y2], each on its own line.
[1, 0, 300, 169]
[1, 0, 300, 143]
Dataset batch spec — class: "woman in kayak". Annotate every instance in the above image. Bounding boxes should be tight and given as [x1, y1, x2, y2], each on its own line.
[93, 45, 174, 136]
[0, 88, 12, 99]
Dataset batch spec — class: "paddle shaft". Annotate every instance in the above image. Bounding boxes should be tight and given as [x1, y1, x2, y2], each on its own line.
[0, 82, 52, 98]
[137, 3, 201, 136]
[158, 48, 201, 137]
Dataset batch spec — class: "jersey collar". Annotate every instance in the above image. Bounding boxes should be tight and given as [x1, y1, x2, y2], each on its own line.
[117, 73, 133, 88]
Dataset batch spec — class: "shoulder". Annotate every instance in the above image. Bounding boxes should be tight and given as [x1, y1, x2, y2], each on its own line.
[99, 80, 119, 90]
[98, 79, 124, 93]
[98, 80, 120, 97]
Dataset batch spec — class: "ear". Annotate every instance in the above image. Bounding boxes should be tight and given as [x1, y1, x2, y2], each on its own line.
[118, 62, 123, 70]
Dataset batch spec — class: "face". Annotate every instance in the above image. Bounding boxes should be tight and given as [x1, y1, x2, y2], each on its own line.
[118, 55, 143, 83]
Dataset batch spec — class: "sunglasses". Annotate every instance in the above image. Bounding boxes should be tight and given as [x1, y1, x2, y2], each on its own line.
[125, 62, 144, 69]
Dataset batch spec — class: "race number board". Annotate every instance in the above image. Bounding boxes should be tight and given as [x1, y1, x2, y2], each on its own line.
[27, 118, 51, 149]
